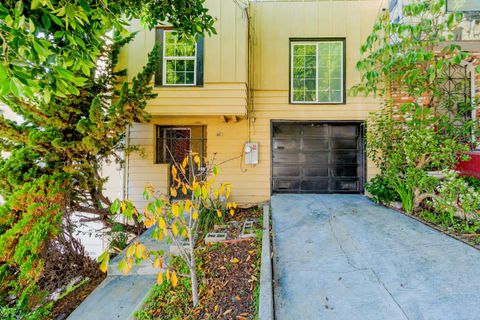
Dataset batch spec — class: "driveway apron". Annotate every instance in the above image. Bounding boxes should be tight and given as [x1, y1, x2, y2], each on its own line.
[271, 194, 480, 320]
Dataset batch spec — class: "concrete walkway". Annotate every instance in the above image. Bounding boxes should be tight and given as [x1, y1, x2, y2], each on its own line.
[68, 228, 168, 320]
[272, 194, 480, 320]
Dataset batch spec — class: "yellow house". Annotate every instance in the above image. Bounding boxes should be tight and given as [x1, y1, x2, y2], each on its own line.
[122, 0, 384, 208]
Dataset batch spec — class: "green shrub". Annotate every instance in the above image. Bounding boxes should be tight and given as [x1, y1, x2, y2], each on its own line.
[464, 176, 480, 192]
[431, 170, 480, 223]
[365, 175, 400, 204]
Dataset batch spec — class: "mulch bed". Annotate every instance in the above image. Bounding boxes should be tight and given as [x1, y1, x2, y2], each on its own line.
[194, 207, 262, 319]
[195, 239, 260, 320]
[49, 273, 106, 320]
[139, 206, 263, 320]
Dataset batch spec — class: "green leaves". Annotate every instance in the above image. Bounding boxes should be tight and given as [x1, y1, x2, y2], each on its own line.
[110, 199, 121, 214]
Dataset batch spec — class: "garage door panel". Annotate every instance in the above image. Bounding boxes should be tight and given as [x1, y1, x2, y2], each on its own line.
[273, 166, 301, 177]
[332, 179, 359, 192]
[273, 180, 300, 192]
[273, 153, 302, 163]
[302, 124, 328, 136]
[303, 152, 329, 163]
[332, 151, 358, 163]
[272, 122, 364, 194]
[303, 138, 329, 151]
[331, 165, 358, 177]
[273, 139, 300, 151]
[303, 167, 329, 177]
[301, 179, 329, 192]
[330, 125, 358, 137]
[273, 125, 303, 137]
[330, 138, 357, 149]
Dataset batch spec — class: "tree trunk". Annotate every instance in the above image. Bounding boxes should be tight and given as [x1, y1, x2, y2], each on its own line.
[190, 259, 199, 307]
[188, 231, 199, 307]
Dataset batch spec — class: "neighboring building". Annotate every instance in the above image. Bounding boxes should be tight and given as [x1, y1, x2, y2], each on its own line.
[120, 0, 385, 208]
[389, 0, 480, 177]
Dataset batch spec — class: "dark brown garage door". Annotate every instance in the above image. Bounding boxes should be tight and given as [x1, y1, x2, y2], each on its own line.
[272, 122, 365, 193]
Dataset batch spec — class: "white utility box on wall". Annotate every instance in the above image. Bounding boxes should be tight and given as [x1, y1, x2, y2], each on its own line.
[244, 142, 259, 165]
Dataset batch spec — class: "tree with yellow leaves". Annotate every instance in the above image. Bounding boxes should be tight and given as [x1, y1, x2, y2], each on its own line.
[98, 152, 237, 306]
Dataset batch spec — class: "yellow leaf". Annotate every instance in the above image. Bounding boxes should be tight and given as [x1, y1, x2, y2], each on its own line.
[126, 244, 135, 258]
[182, 157, 188, 168]
[170, 187, 177, 198]
[158, 217, 166, 230]
[166, 270, 171, 281]
[172, 165, 178, 177]
[184, 200, 191, 212]
[214, 189, 219, 199]
[181, 229, 187, 237]
[157, 272, 164, 285]
[172, 224, 178, 236]
[122, 262, 131, 275]
[172, 205, 179, 217]
[233, 202, 238, 209]
[201, 185, 208, 200]
[230, 258, 240, 263]
[217, 210, 222, 217]
[171, 271, 178, 288]
[214, 305, 219, 312]
[226, 185, 231, 199]
[153, 256, 163, 269]
[192, 210, 198, 220]
[194, 155, 200, 164]
[182, 185, 187, 195]
[121, 201, 127, 212]
[230, 209, 234, 216]
[100, 258, 108, 273]
[144, 217, 156, 228]
[135, 243, 147, 259]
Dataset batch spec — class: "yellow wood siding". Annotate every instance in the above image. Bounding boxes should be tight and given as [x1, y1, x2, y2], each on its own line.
[126, 0, 384, 206]
[121, 0, 249, 117]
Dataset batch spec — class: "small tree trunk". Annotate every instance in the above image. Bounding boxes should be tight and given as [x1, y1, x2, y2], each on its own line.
[190, 258, 199, 307]
[188, 232, 199, 307]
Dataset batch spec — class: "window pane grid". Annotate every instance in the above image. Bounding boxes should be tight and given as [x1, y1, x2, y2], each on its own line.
[163, 30, 197, 85]
[291, 40, 343, 103]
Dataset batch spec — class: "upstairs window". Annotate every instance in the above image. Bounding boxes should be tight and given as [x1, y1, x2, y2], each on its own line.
[290, 39, 345, 104]
[155, 29, 204, 86]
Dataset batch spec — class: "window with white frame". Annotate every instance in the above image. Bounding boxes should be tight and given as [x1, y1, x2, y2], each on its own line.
[290, 39, 345, 104]
[155, 29, 204, 86]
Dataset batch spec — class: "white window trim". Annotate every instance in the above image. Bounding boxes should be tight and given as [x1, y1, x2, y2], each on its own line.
[162, 30, 197, 86]
[290, 40, 344, 104]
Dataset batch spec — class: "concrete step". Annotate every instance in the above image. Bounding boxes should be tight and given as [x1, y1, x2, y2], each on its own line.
[67, 275, 156, 320]
[68, 227, 169, 320]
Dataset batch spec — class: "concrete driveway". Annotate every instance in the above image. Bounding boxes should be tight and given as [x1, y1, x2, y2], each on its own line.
[272, 194, 480, 320]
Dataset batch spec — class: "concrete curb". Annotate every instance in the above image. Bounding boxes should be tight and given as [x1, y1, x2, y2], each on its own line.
[258, 204, 274, 320]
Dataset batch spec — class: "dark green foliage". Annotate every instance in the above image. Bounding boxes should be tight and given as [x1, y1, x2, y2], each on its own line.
[365, 175, 400, 204]
[197, 205, 226, 236]
[464, 176, 480, 192]
[0, 0, 216, 314]
[0, 0, 215, 102]
[354, 0, 477, 213]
